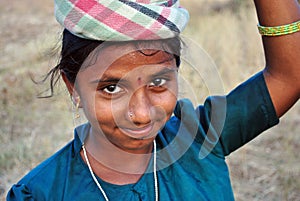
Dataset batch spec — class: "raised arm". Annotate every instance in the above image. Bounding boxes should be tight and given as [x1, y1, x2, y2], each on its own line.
[254, 0, 300, 117]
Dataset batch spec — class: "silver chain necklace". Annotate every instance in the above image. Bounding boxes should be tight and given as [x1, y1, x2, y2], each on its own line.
[82, 140, 158, 201]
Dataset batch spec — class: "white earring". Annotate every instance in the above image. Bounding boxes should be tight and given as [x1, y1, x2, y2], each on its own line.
[72, 96, 81, 119]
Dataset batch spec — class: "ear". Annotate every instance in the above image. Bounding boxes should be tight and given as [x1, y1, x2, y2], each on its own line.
[61, 71, 81, 107]
[61, 71, 75, 94]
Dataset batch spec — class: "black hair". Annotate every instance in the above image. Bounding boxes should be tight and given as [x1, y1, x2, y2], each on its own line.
[43, 29, 181, 97]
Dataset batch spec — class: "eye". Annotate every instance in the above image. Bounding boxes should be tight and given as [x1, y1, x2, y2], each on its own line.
[102, 84, 123, 94]
[149, 78, 167, 87]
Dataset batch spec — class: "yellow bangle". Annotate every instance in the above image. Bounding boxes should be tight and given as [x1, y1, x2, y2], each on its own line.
[257, 20, 300, 36]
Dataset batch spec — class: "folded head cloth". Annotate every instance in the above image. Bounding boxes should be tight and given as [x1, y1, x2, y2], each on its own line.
[54, 0, 189, 41]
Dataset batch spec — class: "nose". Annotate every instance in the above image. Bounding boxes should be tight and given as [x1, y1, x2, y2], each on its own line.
[128, 87, 152, 125]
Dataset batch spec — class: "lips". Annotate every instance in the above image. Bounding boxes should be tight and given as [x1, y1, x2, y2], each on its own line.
[119, 124, 155, 139]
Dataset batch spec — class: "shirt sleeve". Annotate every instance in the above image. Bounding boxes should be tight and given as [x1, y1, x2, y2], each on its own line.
[6, 184, 34, 201]
[201, 71, 279, 156]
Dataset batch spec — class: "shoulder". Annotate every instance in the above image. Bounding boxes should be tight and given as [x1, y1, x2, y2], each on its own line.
[18, 123, 89, 185]
[7, 139, 76, 200]
[160, 72, 279, 157]
[7, 123, 92, 200]
[23, 140, 74, 182]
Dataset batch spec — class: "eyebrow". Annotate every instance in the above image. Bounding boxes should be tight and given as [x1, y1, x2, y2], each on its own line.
[149, 68, 177, 79]
[90, 77, 121, 84]
[90, 67, 177, 85]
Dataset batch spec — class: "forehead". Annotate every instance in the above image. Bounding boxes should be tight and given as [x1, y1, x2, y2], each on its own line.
[80, 43, 176, 77]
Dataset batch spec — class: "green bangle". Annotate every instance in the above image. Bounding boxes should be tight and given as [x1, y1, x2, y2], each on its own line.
[257, 20, 300, 36]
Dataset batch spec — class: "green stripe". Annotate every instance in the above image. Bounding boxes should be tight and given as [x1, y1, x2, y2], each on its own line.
[76, 14, 131, 40]
[106, 0, 124, 11]
[131, 12, 153, 28]
[55, 0, 73, 21]
[106, 2, 159, 30]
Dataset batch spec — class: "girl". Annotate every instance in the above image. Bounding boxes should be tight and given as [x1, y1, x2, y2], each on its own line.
[7, 0, 299, 200]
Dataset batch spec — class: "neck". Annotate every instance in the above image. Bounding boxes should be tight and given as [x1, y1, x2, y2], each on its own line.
[81, 147, 150, 185]
[81, 127, 154, 184]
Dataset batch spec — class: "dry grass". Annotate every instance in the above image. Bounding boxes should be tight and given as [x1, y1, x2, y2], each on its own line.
[0, 0, 299, 200]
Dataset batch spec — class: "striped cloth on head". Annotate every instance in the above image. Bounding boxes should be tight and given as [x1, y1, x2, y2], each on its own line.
[54, 0, 190, 41]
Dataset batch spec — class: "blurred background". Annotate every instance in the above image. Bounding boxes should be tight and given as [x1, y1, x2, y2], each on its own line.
[0, 0, 299, 200]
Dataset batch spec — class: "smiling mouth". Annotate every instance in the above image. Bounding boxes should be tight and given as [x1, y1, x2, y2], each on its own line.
[119, 124, 155, 139]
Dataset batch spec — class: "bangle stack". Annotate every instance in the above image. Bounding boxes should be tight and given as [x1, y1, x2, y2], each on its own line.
[257, 20, 300, 36]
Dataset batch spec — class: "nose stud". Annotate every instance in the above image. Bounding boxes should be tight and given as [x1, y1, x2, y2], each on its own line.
[129, 111, 134, 118]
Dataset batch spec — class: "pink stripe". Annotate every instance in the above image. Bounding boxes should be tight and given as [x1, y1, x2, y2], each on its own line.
[140, 8, 171, 38]
[64, 16, 76, 30]
[74, 0, 98, 11]
[73, 0, 160, 39]
[64, 7, 84, 30]
[167, 0, 173, 7]
[89, 4, 114, 20]
[136, 29, 159, 40]
[64, 0, 97, 30]
[136, 0, 151, 3]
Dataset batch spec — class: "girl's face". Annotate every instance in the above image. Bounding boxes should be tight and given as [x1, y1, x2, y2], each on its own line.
[67, 44, 178, 153]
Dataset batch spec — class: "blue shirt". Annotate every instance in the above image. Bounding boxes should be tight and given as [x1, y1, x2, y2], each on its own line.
[7, 72, 279, 201]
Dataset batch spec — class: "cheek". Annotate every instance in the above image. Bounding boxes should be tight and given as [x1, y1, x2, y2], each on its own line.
[162, 84, 178, 114]
[152, 91, 177, 119]
[94, 98, 127, 125]
[80, 95, 115, 126]
[163, 95, 177, 117]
